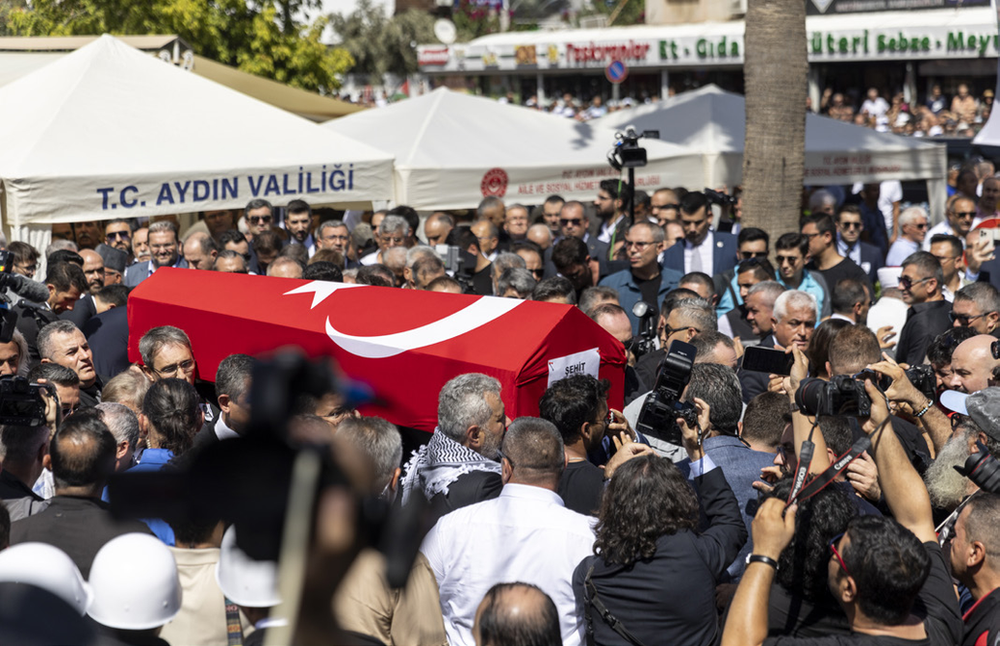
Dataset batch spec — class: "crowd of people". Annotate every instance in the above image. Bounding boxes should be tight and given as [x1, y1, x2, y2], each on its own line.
[439, 82, 994, 138]
[2, 157, 1000, 645]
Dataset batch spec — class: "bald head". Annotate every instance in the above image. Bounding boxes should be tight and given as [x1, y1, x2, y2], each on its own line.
[474, 582, 561, 646]
[527, 224, 552, 250]
[947, 334, 1000, 394]
[79, 249, 105, 294]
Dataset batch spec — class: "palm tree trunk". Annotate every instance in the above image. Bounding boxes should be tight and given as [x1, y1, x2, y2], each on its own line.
[741, 0, 807, 236]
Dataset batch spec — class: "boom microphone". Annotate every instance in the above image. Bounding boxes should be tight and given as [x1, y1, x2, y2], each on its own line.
[3, 274, 51, 305]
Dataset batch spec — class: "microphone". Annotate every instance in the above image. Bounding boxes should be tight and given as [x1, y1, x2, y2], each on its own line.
[3, 273, 51, 305]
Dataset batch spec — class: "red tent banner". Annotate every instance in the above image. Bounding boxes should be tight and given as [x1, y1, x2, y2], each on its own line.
[127, 269, 627, 431]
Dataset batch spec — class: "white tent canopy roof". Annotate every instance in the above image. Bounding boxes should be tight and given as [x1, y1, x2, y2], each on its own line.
[323, 87, 705, 210]
[0, 34, 393, 231]
[595, 84, 948, 188]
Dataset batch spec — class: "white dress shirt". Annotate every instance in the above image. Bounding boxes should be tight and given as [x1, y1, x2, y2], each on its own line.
[684, 230, 715, 275]
[214, 414, 240, 441]
[886, 238, 919, 266]
[421, 483, 596, 646]
[597, 214, 624, 244]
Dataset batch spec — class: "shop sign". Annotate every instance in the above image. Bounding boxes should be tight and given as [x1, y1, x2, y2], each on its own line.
[806, 0, 989, 16]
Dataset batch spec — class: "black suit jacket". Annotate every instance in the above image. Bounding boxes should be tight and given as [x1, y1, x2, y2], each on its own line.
[13, 302, 59, 366]
[9, 495, 152, 578]
[573, 467, 746, 646]
[59, 294, 97, 328]
[82, 306, 130, 382]
[895, 300, 952, 367]
[427, 470, 502, 525]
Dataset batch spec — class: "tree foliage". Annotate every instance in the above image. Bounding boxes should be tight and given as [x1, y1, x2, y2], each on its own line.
[329, 0, 436, 82]
[2, 0, 353, 92]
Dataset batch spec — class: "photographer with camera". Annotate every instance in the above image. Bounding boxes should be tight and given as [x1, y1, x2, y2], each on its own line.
[675, 363, 772, 579]
[721, 374, 963, 646]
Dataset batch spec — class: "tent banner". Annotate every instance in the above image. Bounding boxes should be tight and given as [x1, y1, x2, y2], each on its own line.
[128, 270, 627, 431]
[7, 160, 392, 225]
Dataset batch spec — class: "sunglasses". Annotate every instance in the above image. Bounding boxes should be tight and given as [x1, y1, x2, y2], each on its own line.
[949, 311, 985, 326]
[776, 255, 801, 265]
[840, 222, 862, 229]
[829, 532, 850, 577]
[910, 222, 928, 230]
[107, 231, 132, 241]
[560, 218, 584, 226]
[954, 211, 977, 219]
[653, 203, 680, 211]
[740, 251, 768, 259]
[899, 276, 931, 290]
[249, 215, 272, 225]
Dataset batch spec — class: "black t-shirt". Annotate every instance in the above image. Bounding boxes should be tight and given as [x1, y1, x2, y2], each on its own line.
[963, 587, 1000, 646]
[807, 257, 872, 296]
[763, 542, 962, 646]
[558, 460, 605, 516]
[767, 582, 851, 639]
[634, 272, 661, 312]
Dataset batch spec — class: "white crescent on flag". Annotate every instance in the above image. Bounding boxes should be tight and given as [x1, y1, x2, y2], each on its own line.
[285, 281, 523, 359]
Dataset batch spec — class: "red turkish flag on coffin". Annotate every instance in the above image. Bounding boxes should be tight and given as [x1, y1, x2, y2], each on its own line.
[127, 269, 626, 432]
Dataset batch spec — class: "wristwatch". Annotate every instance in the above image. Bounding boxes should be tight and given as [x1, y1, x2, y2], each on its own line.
[746, 554, 779, 569]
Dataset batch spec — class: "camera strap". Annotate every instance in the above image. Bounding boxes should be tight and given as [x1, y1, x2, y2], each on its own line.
[788, 435, 872, 507]
[584, 565, 648, 646]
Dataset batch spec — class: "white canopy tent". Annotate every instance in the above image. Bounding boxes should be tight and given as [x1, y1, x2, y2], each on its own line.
[323, 87, 704, 210]
[595, 85, 948, 221]
[0, 35, 394, 248]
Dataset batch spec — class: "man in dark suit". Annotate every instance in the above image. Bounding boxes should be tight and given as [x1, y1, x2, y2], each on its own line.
[593, 179, 631, 256]
[82, 293, 130, 382]
[661, 192, 738, 278]
[123, 221, 187, 287]
[398, 374, 505, 525]
[544, 201, 625, 281]
[896, 251, 951, 367]
[192, 353, 254, 448]
[836, 205, 883, 286]
[9, 410, 151, 578]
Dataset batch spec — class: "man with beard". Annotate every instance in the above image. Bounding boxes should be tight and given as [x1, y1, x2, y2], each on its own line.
[285, 199, 316, 257]
[123, 221, 187, 287]
[399, 374, 507, 525]
[103, 219, 134, 263]
[922, 419, 983, 513]
[594, 180, 629, 258]
[71, 221, 102, 250]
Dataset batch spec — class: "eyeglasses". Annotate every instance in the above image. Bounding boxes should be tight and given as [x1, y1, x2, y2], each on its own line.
[949, 311, 985, 325]
[624, 241, 654, 250]
[560, 218, 584, 226]
[899, 276, 931, 290]
[663, 324, 700, 336]
[740, 251, 768, 259]
[249, 215, 272, 225]
[840, 222, 862, 230]
[106, 231, 131, 241]
[801, 232, 820, 240]
[829, 532, 851, 578]
[775, 255, 801, 265]
[152, 359, 196, 377]
[910, 222, 928, 230]
[954, 211, 977, 219]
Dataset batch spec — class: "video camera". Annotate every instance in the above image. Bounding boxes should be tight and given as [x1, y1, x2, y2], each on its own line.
[108, 352, 426, 589]
[635, 340, 698, 445]
[795, 365, 936, 417]
[434, 244, 478, 293]
[703, 188, 738, 209]
[0, 376, 53, 427]
[607, 126, 659, 171]
[630, 302, 658, 360]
